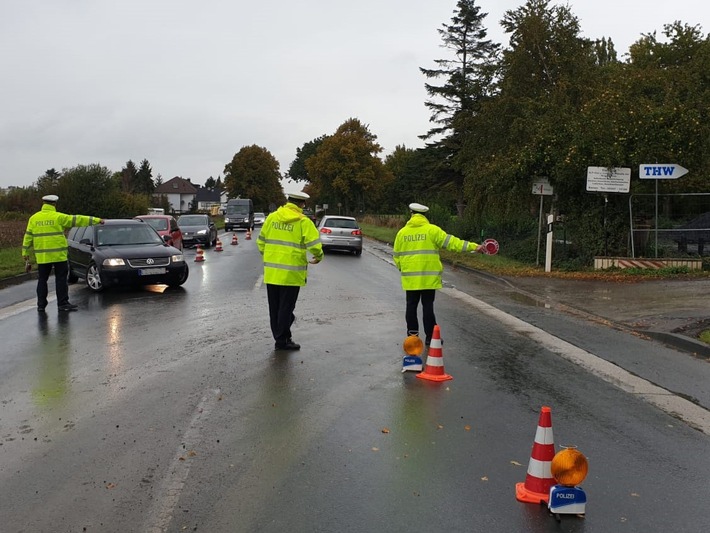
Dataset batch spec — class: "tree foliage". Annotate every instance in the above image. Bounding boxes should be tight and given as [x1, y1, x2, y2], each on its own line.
[305, 118, 393, 215]
[419, 0, 500, 215]
[287, 136, 329, 183]
[223, 145, 285, 210]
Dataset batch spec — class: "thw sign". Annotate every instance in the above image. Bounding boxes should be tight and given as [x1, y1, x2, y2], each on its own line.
[639, 164, 689, 179]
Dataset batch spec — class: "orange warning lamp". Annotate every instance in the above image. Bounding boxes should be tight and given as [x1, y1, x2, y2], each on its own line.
[548, 446, 588, 517]
[551, 446, 588, 487]
[403, 335, 424, 356]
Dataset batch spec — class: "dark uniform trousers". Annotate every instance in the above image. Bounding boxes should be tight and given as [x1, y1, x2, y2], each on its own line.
[37, 261, 70, 309]
[405, 289, 437, 344]
[266, 284, 300, 346]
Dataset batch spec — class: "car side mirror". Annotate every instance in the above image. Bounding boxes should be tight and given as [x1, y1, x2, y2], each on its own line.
[80, 238, 92, 245]
[162, 235, 171, 242]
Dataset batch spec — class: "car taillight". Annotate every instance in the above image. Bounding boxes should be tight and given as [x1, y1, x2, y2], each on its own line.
[320, 228, 332, 234]
[351, 229, 362, 236]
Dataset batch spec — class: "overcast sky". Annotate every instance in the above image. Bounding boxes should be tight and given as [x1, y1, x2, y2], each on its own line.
[0, 0, 706, 190]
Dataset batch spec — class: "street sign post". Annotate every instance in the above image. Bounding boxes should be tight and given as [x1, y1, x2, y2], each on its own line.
[533, 180, 553, 266]
[532, 180, 554, 196]
[639, 164, 689, 179]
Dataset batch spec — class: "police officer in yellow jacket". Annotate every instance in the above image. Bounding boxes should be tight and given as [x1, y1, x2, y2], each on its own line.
[22, 194, 103, 312]
[393, 202, 485, 346]
[257, 191, 323, 350]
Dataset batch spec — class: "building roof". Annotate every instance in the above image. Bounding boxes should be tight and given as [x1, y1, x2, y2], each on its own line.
[154, 177, 198, 194]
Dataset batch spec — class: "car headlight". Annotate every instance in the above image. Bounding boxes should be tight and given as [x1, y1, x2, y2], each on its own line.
[224, 217, 230, 222]
[103, 258, 125, 266]
[197, 229, 207, 235]
[171, 254, 184, 263]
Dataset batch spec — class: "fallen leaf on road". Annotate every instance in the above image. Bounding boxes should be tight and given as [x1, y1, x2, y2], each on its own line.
[381, 428, 390, 434]
[464, 425, 471, 431]
[510, 460, 522, 466]
[481, 476, 489, 481]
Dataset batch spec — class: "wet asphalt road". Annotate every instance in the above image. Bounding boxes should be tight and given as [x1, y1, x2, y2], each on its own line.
[1, 230, 709, 532]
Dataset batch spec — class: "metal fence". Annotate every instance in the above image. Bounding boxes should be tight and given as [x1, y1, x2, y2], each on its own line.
[629, 193, 710, 258]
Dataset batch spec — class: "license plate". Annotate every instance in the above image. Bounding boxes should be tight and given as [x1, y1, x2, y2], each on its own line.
[139, 268, 166, 276]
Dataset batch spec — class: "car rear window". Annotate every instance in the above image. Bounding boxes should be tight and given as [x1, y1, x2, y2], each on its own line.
[178, 215, 207, 225]
[144, 218, 168, 231]
[324, 218, 358, 229]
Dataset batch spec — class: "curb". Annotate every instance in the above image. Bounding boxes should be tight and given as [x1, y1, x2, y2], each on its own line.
[0, 272, 37, 290]
[641, 331, 710, 360]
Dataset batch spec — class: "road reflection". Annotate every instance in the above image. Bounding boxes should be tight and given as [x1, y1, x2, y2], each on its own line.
[32, 313, 70, 407]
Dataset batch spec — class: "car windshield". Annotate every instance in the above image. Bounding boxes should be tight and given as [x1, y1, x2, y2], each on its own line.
[143, 218, 168, 231]
[255, 213, 265, 218]
[323, 218, 358, 229]
[178, 215, 208, 226]
[96, 225, 163, 246]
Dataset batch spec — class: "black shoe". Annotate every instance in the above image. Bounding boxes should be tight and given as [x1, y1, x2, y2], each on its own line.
[275, 341, 301, 351]
[58, 303, 78, 312]
[37, 307, 46, 313]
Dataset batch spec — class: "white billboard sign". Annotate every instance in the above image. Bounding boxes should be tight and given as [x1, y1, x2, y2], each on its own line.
[586, 166, 631, 193]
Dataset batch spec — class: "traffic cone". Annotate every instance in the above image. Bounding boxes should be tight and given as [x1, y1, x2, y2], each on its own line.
[231, 232, 238, 245]
[194, 244, 205, 262]
[416, 325, 452, 381]
[215, 238, 223, 252]
[516, 406, 556, 504]
[245, 229, 252, 240]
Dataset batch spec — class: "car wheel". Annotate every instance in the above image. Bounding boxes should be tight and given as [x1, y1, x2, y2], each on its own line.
[354, 249, 362, 256]
[204, 238, 211, 248]
[85, 262, 104, 292]
[168, 265, 189, 287]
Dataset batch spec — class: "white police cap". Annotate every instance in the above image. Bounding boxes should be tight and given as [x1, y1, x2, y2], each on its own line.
[409, 202, 429, 213]
[288, 191, 310, 201]
[42, 194, 59, 202]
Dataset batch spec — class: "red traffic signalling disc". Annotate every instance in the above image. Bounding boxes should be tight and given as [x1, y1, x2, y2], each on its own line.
[483, 239, 499, 255]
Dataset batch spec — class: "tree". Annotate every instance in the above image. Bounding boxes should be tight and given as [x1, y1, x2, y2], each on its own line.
[134, 159, 155, 195]
[419, 0, 500, 215]
[205, 176, 217, 189]
[305, 118, 393, 214]
[287, 136, 329, 183]
[382, 146, 432, 212]
[35, 168, 61, 196]
[223, 145, 284, 210]
[120, 160, 138, 193]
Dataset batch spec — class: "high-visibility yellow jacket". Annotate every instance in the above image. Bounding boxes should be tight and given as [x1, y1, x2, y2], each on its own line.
[22, 204, 101, 264]
[257, 202, 324, 286]
[393, 213, 479, 290]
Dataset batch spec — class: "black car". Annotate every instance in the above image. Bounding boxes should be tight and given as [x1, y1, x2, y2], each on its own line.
[176, 214, 218, 248]
[67, 219, 189, 292]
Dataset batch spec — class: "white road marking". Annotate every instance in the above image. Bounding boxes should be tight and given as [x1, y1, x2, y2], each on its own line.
[0, 295, 56, 319]
[443, 287, 710, 435]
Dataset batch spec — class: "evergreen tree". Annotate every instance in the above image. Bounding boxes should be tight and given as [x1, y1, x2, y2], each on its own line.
[419, 0, 500, 215]
[135, 159, 155, 195]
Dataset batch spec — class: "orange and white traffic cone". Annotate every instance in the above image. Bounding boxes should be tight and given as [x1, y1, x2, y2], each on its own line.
[194, 245, 205, 262]
[245, 229, 252, 240]
[416, 325, 452, 381]
[215, 238, 223, 252]
[516, 406, 556, 504]
[231, 232, 238, 245]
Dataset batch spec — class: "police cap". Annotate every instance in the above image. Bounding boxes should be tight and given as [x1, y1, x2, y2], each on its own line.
[409, 202, 429, 213]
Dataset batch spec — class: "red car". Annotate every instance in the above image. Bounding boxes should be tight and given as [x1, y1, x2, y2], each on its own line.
[134, 214, 184, 250]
